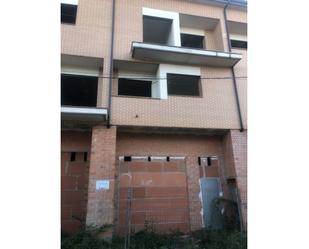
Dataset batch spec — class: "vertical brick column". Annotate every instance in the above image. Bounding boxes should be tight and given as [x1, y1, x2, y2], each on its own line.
[186, 156, 203, 231]
[223, 130, 247, 230]
[86, 126, 117, 227]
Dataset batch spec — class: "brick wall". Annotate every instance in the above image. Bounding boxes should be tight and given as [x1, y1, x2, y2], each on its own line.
[61, 0, 247, 129]
[61, 131, 92, 234]
[117, 159, 190, 234]
[61, 152, 89, 234]
[86, 126, 117, 227]
[222, 129, 247, 229]
[116, 132, 224, 231]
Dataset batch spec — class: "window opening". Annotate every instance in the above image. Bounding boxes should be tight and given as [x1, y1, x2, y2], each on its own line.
[167, 73, 201, 96]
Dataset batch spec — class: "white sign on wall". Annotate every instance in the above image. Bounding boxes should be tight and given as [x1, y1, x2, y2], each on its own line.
[96, 180, 110, 191]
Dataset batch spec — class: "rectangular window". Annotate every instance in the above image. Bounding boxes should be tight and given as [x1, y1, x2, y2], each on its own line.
[61, 4, 77, 24]
[167, 73, 201, 97]
[143, 16, 172, 45]
[70, 152, 76, 162]
[118, 78, 152, 97]
[230, 39, 247, 49]
[181, 33, 204, 49]
[61, 74, 98, 107]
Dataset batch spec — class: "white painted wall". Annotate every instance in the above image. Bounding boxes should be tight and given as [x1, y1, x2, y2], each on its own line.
[156, 64, 201, 99]
[61, 65, 100, 77]
[230, 33, 247, 41]
[143, 7, 181, 46]
[180, 27, 205, 36]
[61, 0, 78, 5]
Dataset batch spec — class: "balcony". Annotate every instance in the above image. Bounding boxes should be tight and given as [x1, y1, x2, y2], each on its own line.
[61, 106, 107, 123]
[131, 42, 242, 67]
[61, 55, 107, 128]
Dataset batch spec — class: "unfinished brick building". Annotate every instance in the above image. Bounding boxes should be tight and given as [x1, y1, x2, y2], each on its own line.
[61, 0, 247, 235]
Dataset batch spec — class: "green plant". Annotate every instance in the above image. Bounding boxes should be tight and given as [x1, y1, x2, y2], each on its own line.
[61, 225, 112, 249]
[210, 198, 241, 231]
[192, 229, 247, 249]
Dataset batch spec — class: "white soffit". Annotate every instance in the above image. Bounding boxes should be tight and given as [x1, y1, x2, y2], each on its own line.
[132, 42, 242, 67]
[179, 13, 219, 30]
[180, 27, 205, 36]
[61, 54, 103, 76]
[159, 64, 201, 76]
[230, 33, 247, 41]
[61, 0, 78, 5]
[61, 107, 107, 115]
[227, 21, 247, 35]
[143, 7, 178, 20]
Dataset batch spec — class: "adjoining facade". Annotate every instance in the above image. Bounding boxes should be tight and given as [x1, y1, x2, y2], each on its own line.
[61, 0, 247, 235]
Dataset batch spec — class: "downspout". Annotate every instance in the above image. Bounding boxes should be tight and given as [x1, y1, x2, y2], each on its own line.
[223, 0, 245, 233]
[107, 0, 116, 128]
[223, 1, 244, 132]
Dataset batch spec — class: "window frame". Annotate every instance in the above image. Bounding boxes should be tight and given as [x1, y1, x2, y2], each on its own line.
[230, 39, 247, 49]
[61, 3, 78, 25]
[117, 78, 153, 98]
[167, 73, 203, 97]
[180, 33, 205, 49]
[61, 73, 99, 107]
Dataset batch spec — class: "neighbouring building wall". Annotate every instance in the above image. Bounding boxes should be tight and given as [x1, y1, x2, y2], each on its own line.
[116, 132, 225, 231]
[222, 129, 247, 229]
[232, 49, 247, 128]
[86, 126, 117, 227]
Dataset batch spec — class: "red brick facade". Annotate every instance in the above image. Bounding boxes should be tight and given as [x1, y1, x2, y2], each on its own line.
[61, 131, 92, 234]
[223, 130, 247, 229]
[60, 0, 247, 235]
[86, 126, 117, 227]
[117, 159, 190, 234]
[61, 152, 89, 233]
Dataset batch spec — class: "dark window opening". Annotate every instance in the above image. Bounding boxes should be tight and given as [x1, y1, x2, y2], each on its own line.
[181, 33, 204, 49]
[148, 156, 151, 162]
[167, 73, 201, 97]
[118, 78, 152, 97]
[143, 16, 172, 45]
[198, 157, 201, 165]
[124, 156, 132, 162]
[61, 74, 98, 107]
[70, 152, 76, 162]
[61, 4, 77, 24]
[230, 39, 247, 49]
[207, 157, 212, 166]
[84, 152, 88, 162]
[167, 156, 170, 162]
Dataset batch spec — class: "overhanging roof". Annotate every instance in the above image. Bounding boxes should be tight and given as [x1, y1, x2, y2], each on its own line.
[132, 42, 242, 67]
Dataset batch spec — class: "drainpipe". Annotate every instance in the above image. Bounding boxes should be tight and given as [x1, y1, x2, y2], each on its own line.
[223, 0, 245, 233]
[107, 0, 116, 128]
[223, 1, 244, 132]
